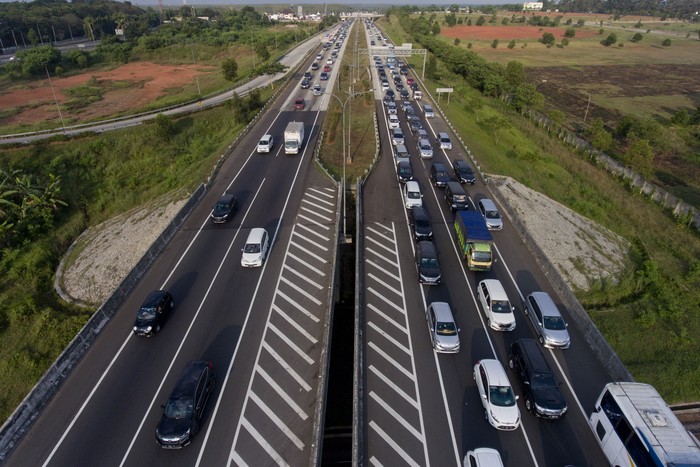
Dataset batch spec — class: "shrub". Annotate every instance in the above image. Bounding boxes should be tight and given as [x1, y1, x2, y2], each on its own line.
[508, 40, 516, 49]
[564, 27, 576, 38]
[631, 33, 643, 42]
[541, 32, 556, 46]
[601, 33, 617, 46]
[662, 38, 672, 46]
[491, 39, 499, 49]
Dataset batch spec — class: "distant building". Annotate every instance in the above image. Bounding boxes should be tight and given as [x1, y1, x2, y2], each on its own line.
[523, 2, 543, 10]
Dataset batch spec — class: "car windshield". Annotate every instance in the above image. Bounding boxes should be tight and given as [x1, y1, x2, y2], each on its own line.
[164, 397, 194, 419]
[473, 251, 492, 262]
[215, 202, 230, 212]
[259, 139, 269, 146]
[421, 257, 438, 267]
[435, 321, 456, 335]
[544, 315, 566, 330]
[416, 219, 429, 229]
[398, 166, 411, 176]
[407, 191, 420, 199]
[491, 300, 511, 314]
[489, 385, 516, 407]
[453, 194, 466, 202]
[244, 243, 261, 254]
[532, 372, 557, 390]
[486, 210, 501, 219]
[137, 306, 157, 320]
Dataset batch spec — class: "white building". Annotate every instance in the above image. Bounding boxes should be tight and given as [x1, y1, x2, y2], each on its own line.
[523, 2, 544, 10]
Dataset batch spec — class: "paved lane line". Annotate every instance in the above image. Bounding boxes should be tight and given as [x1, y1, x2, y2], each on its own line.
[273, 304, 318, 344]
[277, 290, 321, 323]
[369, 421, 421, 467]
[366, 235, 396, 255]
[250, 392, 305, 450]
[300, 205, 333, 221]
[367, 272, 403, 296]
[295, 222, 330, 242]
[367, 287, 404, 313]
[365, 259, 401, 282]
[305, 193, 335, 206]
[280, 276, 322, 306]
[370, 391, 422, 441]
[301, 199, 334, 214]
[257, 366, 308, 420]
[308, 187, 335, 198]
[365, 247, 399, 268]
[287, 241, 328, 263]
[297, 213, 330, 230]
[368, 341, 413, 380]
[286, 252, 326, 276]
[367, 303, 408, 333]
[268, 322, 314, 365]
[292, 230, 329, 252]
[283, 264, 323, 290]
[239, 417, 288, 467]
[369, 457, 383, 467]
[368, 365, 418, 409]
[367, 224, 395, 243]
[263, 342, 312, 392]
[231, 452, 250, 467]
[368, 321, 411, 356]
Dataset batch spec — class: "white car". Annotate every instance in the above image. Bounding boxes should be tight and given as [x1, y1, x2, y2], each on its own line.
[477, 279, 516, 331]
[326, 58, 334, 65]
[257, 134, 274, 153]
[473, 359, 520, 431]
[388, 114, 400, 129]
[463, 448, 504, 467]
[241, 228, 270, 268]
[403, 180, 422, 209]
[313, 83, 322, 96]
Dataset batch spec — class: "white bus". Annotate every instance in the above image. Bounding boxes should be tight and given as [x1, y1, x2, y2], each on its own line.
[589, 382, 700, 467]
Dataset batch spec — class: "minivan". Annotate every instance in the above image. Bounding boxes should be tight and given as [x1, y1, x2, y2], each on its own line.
[509, 338, 568, 419]
[478, 198, 503, 231]
[438, 132, 452, 150]
[477, 279, 516, 331]
[430, 162, 450, 187]
[403, 180, 422, 209]
[453, 159, 476, 184]
[524, 292, 571, 349]
[396, 160, 413, 183]
[415, 241, 441, 285]
[410, 206, 432, 241]
[241, 228, 270, 268]
[444, 181, 469, 211]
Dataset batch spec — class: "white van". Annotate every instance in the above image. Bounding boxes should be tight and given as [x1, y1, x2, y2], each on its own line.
[438, 132, 452, 150]
[241, 228, 270, 268]
[477, 279, 516, 331]
[403, 181, 423, 209]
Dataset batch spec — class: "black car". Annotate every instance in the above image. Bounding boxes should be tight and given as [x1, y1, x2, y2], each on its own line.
[410, 206, 432, 241]
[408, 116, 423, 133]
[311, 62, 319, 70]
[430, 162, 451, 187]
[133, 290, 174, 336]
[385, 89, 395, 99]
[452, 159, 476, 184]
[508, 339, 568, 419]
[400, 89, 410, 99]
[300, 78, 310, 89]
[399, 66, 408, 75]
[156, 360, 215, 448]
[303, 71, 312, 80]
[320, 72, 329, 81]
[210, 193, 238, 223]
[396, 160, 413, 183]
[415, 241, 441, 285]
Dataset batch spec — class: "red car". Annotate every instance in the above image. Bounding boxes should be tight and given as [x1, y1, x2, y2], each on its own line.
[323, 65, 331, 72]
[294, 98, 305, 110]
[406, 78, 415, 86]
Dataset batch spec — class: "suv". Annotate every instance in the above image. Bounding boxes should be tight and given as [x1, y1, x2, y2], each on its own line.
[156, 360, 215, 448]
[210, 193, 238, 223]
[403, 180, 422, 209]
[444, 181, 469, 211]
[410, 206, 432, 241]
[453, 159, 476, 184]
[396, 160, 413, 183]
[508, 339, 568, 419]
[133, 290, 174, 336]
[256, 134, 274, 154]
[524, 292, 571, 349]
[241, 228, 270, 268]
[477, 279, 516, 331]
[425, 302, 460, 353]
[416, 241, 441, 285]
[430, 162, 450, 187]
[478, 198, 503, 231]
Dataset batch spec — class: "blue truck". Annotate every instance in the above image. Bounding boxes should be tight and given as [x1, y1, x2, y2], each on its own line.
[454, 210, 494, 271]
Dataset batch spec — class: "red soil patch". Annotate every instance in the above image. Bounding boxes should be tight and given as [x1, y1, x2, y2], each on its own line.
[441, 25, 600, 41]
[0, 62, 209, 127]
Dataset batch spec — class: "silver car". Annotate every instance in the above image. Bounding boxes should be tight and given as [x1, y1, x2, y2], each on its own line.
[524, 292, 570, 349]
[426, 302, 460, 353]
[478, 198, 503, 231]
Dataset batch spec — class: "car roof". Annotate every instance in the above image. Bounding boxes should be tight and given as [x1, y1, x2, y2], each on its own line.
[405, 180, 419, 190]
[479, 198, 498, 211]
[170, 360, 209, 399]
[430, 302, 454, 322]
[411, 205, 428, 219]
[246, 227, 267, 243]
[433, 162, 447, 170]
[479, 359, 510, 386]
[217, 193, 236, 203]
[454, 159, 471, 169]
[143, 290, 168, 307]
[439, 132, 450, 138]
[417, 240, 437, 256]
[419, 138, 431, 145]
[529, 292, 562, 316]
[480, 279, 508, 299]
[514, 338, 551, 373]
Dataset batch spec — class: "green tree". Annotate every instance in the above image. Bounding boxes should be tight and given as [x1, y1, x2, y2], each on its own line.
[625, 138, 654, 177]
[631, 32, 643, 42]
[426, 55, 439, 80]
[476, 16, 486, 26]
[662, 38, 672, 46]
[587, 118, 613, 152]
[576, 19, 585, 26]
[564, 27, 576, 38]
[508, 40, 516, 49]
[467, 18, 472, 26]
[454, 38, 461, 46]
[16, 46, 62, 77]
[154, 114, 175, 140]
[431, 22, 441, 35]
[541, 32, 556, 46]
[255, 42, 270, 62]
[602, 33, 617, 46]
[505, 61, 526, 88]
[445, 13, 457, 27]
[491, 39, 499, 49]
[221, 57, 238, 81]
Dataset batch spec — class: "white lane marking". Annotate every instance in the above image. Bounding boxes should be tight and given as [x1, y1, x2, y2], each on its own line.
[366, 272, 402, 296]
[366, 225, 395, 243]
[297, 213, 330, 230]
[369, 421, 421, 467]
[273, 304, 318, 344]
[367, 287, 404, 314]
[370, 391, 422, 441]
[250, 392, 305, 450]
[283, 264, 323, 290]
[263, 341, 312, 392]
[308, 187, 334, 198]
[366, 235, 396, 255]
[295, 222, 330, 242]
[277, 290, 321, 323]
[300, 205, 333, 221]
[288, 240, 327, 264]
[368, 321, 411, 356]
[365, 259, 402, 282]
[367, 303, 407, 334]
[239, 417, 288, 467]
[305, 193, 335, 206]
[365, 247, 399, 268]
[368, 365, 417, 409]
[199, 109, 326, 467]
[368, 341, 414, 380]
[286, 252, 326, 277]
[301, 198, 334, 214]
[118, 181, 268, 467]
[257, 366, 308, 420]
[280, 276, 322, 306]
[292, 232, 329, 252]
[268, 322, 314, 365]
[369, 456, 383, 467]
[231, 451, 250, 467]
